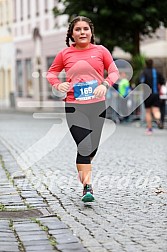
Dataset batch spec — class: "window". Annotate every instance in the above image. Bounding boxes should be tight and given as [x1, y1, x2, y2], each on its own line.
[0, 2, 2, 26]
[0, 69, 5, 99]
[25, 59, 33, 97]
[6, 0, 9, 25]
[47, 57, 55, 99]
[20, 0, 23, 20]
[21, 25, 24, 35]
[14, 27, 17, 36]
[27, 23, 31, 34]
[44, 0, 48, 13]
[13, 0, 16, 22]
[8, 69, 11, 91]
[36, 0, 39, 16]
[45, 19, 49, 30]
[27, 0, 30, 19]
[16, 60, 23, 97]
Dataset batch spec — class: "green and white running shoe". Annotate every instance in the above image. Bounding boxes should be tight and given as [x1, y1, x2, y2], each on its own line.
[82, 184, 95, 202]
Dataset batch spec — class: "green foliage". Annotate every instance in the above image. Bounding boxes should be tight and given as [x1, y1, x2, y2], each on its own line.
[0, 203, 6, 211]
[131, 54, 146, 85]
[54, 0, 167, 56]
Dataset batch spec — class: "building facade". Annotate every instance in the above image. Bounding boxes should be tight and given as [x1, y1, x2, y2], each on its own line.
[0, 0, 15, 108]
[0, 0, 68, 108]
[12, 0, 67, 108]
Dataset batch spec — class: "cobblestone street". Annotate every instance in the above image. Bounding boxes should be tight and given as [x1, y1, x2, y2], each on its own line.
[0, 111, 166, 252]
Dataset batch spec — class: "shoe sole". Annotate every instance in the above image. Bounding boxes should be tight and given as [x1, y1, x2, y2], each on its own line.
[82, 192, 95, 202]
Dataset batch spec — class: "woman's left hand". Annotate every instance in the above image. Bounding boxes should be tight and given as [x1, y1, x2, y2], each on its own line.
[93, 85, 107, 98]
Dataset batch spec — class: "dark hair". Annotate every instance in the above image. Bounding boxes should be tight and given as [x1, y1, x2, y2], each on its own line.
[146, 59, 153, 68]
[66, 16, 95, 47]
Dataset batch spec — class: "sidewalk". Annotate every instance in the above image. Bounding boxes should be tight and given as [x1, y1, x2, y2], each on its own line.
[0, 111, 167, 252]
[0, 141, 87, 252]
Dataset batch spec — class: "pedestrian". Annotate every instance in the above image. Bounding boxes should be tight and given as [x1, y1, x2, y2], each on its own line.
[140, 59, 165, 134]
[46, 16, 119, 202]
[159, 82, 167, 129]
[118, 71, 131, 122]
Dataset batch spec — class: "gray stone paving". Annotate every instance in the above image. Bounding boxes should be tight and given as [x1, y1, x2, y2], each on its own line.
[0, 111, 167, 252]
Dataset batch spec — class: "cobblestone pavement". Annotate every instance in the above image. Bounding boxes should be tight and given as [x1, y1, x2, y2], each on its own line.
[0, 111, 166, 252]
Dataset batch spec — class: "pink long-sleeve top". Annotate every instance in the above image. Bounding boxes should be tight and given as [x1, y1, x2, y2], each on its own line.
[47, 43, 119, 104]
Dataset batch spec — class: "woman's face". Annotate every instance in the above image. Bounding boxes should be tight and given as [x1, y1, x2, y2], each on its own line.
[72, 21, 92, 48]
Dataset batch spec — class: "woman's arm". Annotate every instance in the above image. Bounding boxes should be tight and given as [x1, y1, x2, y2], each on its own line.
[101, 46, 119, 86]
[46, 52, 64, 89]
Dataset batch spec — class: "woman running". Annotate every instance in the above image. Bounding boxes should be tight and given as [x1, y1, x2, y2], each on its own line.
[47, 16, 119, 202]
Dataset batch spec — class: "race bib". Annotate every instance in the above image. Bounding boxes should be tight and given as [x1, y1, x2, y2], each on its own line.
[73, 80, 98, 100]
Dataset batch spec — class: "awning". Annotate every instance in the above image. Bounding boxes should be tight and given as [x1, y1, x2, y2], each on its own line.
[140, 40, 167, 58]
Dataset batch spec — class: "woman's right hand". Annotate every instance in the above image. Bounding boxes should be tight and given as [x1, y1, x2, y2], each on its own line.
[57, 82, 70, 92]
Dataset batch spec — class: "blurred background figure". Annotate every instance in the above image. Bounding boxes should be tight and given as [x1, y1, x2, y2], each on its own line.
[118, 72, 131, 98]
[118, 71, 131, 122]
[140, 59, 165, 134]
[159, 81, 167, 129]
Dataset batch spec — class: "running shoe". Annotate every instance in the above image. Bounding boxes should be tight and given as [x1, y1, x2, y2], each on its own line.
[82, 184, 95, 202]
[145, 128, 153, 135]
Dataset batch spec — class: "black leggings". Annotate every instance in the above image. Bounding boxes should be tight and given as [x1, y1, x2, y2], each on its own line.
[65, 101, 106, 164]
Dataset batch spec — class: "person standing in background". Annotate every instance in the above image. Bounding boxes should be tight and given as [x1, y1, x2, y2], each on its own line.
[118, 71, 131, 122]
[159, 82, 167, 129]
[140, 59, 165, 134]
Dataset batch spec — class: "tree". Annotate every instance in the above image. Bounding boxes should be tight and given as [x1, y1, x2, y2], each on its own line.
[53, 0, 167, 56]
